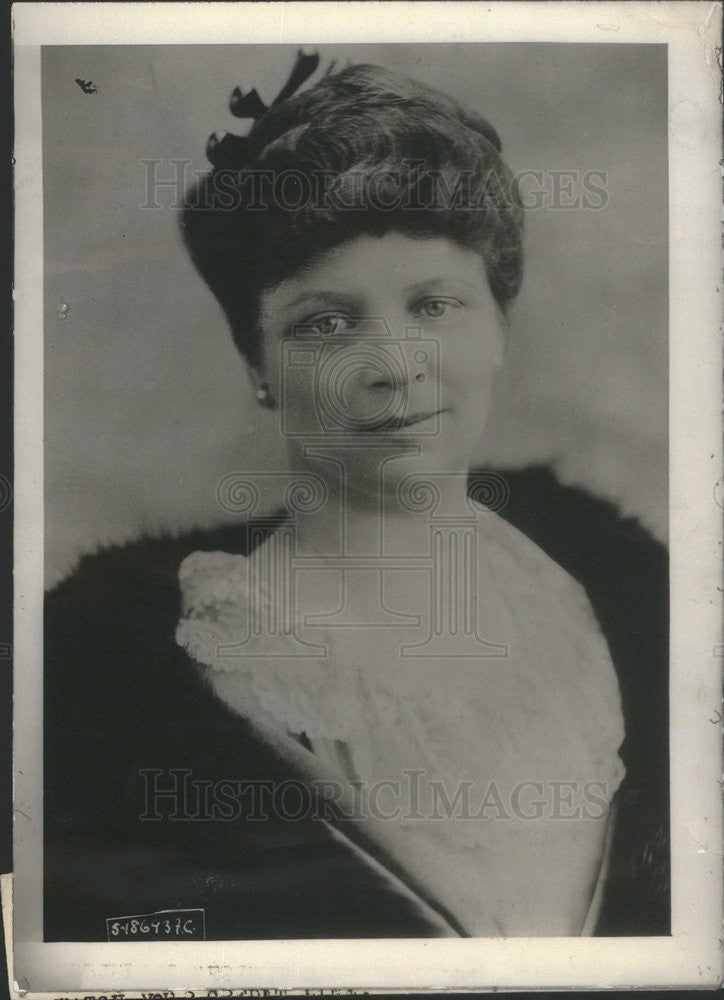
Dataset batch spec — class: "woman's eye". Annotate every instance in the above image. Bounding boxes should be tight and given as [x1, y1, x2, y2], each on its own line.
[416, 298, 459, 319]
[296, 314, 356, 338]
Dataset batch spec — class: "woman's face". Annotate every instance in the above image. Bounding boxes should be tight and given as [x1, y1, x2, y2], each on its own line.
[257, 231, 505, 492]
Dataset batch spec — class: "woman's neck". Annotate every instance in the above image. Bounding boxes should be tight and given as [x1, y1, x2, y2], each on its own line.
[289, 466, 474, 561]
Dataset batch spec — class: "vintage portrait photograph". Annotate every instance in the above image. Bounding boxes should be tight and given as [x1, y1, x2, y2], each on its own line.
[10, 1, 722, 993]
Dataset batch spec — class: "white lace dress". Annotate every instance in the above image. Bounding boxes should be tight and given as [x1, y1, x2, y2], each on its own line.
[175, 508, 625, 937]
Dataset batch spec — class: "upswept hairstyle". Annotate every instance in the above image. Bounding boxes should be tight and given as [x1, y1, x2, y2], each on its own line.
[180, 62, 524, 367]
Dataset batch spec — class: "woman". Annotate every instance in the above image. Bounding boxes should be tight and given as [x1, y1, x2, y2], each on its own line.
[44, 53, 669, 940]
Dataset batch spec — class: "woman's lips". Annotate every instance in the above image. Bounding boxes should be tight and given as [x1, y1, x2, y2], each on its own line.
[358, 409, 448, 432]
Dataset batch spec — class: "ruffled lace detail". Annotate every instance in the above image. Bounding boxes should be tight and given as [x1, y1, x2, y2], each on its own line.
[175, 548, 351, 740]
[175, 520, 625, 798]
[174, 513, 627, 923]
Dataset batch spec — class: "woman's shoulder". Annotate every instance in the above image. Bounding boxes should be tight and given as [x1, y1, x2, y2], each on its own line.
[476, 496, 591, 609]
[485, 464, 668, 616]
[473, 486, 627, 777]
[480, 465, 669, 934]
[477, 466, 668, 691]
[43, 520, 283, 812]
[44, 518, 291, 645]
[473, 479, 619, 668]
[44, 520, 453, 943]
[488, 467, 669, 723]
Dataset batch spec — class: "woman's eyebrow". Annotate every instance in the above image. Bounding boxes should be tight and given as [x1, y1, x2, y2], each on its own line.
[405, 277, 481, 294]
[278, 291, 362, 313]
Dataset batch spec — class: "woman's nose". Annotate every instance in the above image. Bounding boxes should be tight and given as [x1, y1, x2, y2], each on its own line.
[332, 337, 409, 393]
[358, 355, 407, 392]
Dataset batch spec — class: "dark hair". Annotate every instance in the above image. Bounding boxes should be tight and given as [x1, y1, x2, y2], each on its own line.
[180, 63, 524, 367]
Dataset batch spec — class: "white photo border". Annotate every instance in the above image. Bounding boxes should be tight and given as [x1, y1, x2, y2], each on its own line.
[12, 1, 723, 992]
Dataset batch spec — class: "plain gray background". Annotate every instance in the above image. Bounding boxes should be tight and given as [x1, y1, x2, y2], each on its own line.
[42, 43, 668, 587]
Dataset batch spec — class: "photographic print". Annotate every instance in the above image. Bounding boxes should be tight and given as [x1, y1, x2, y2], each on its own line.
[10, 2, 722, 993]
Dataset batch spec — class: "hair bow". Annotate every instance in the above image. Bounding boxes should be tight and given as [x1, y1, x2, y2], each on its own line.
[206, 48, 323, 167]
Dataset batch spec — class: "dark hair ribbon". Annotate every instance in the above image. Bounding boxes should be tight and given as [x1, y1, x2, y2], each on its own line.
[207, 49, 321, 167]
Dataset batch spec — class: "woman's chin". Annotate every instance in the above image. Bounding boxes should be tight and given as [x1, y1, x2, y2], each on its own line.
[357, 445, 473, 492]
[289, 413, 479, 486]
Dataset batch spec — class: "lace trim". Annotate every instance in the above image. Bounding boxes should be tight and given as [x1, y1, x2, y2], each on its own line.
[175, 538, 626, 801]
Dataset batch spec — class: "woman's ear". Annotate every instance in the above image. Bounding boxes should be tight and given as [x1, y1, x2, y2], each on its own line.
[245, 362, 276, 409]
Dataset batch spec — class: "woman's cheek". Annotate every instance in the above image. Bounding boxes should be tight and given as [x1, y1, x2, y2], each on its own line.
[438, 323, 500, 387]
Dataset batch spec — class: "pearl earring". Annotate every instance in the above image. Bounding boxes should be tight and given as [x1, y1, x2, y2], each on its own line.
[255, 383, 275, 408]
